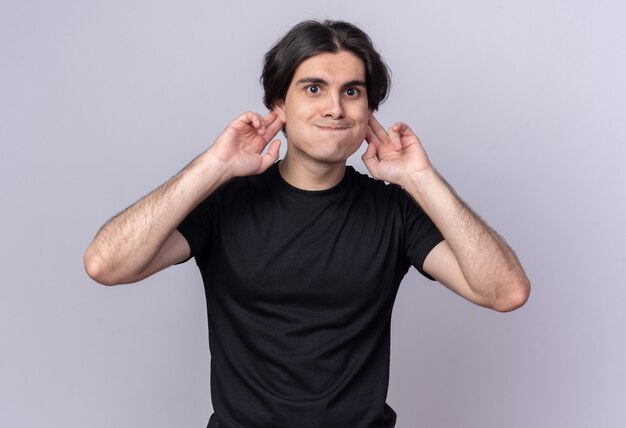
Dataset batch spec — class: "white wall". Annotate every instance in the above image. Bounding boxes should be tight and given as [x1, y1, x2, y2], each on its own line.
[1, 0, 624, 426]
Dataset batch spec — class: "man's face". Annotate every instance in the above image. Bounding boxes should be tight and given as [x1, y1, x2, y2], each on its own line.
[273, 51, 370, 165]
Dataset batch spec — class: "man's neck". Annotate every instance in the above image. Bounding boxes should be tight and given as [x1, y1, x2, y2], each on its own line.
[278, 152, 347, 191]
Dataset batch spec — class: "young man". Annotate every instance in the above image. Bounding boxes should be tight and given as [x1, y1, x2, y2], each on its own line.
[85, 20, 530, 428]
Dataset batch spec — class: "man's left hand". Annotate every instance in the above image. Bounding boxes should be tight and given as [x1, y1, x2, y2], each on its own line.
[362, 115, 433, 186]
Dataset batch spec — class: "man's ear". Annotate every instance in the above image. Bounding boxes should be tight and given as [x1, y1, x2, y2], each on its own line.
[272, 100, 286, 123]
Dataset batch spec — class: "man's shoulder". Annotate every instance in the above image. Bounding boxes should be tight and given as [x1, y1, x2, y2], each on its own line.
[218, 163, 278, 193]
[346, 165, 400, 194]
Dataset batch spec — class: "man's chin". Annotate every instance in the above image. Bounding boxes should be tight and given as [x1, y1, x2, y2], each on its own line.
[310, 145, 362, 164]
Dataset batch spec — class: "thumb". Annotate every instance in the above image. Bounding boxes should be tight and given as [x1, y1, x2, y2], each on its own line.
[362, 142, 380, 179]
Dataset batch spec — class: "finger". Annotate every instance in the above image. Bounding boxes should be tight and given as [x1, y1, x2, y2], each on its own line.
[388, 125, 403, 151]
[261, 110, 278, 129]
[254, 112, 265, 134]
[238, 111, 263, 132]
[362, 137, 378, 161]
[259, 139, 281, 172]
[365, 126, 383, 147]
[368, 115, 392, 146]
[393, 122, 421, 143]
[263, 112, 284, 142]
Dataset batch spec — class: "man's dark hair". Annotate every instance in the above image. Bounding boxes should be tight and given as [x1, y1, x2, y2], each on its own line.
[261, 20, 391, 111]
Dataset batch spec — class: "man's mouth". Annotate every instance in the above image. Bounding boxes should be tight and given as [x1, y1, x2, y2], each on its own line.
[314, 122, 351, 130]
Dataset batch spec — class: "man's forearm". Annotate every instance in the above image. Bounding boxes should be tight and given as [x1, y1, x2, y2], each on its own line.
[402, 168, 530, 307]
[84, 151, 228, 284]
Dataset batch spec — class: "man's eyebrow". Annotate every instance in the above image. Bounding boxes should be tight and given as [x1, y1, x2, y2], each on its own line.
[342, 80, 366, 88]
[294, 78, 367, 87]
[295, 77, 329, 86]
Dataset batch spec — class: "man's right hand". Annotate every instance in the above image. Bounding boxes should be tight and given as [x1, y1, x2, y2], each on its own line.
[208, 111, 283, 180]
[84, 111, 283, 286]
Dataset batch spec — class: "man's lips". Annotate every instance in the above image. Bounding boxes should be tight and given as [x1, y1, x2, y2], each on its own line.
[314, 122, 351, 130]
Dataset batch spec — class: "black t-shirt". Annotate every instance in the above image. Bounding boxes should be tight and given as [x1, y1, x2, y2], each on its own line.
[177, 163, 443, 428]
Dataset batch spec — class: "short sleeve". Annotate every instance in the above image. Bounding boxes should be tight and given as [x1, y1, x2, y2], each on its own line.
[399, 188, 445, 280]
[176, 195, 216, 260]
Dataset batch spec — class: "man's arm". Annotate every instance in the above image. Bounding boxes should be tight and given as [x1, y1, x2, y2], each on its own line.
[84, 111, 283, 285]
[363, 115, 530, 312]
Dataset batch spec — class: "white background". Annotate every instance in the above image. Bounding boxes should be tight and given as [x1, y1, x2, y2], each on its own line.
[1, 0, 625, 426]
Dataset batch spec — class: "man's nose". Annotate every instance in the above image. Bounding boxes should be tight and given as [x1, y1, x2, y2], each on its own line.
[323, 94, 345, 119]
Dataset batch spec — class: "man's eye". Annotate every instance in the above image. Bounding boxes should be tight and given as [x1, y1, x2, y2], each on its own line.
[345, 87, 360, 97]
[306, 85, 320, 94]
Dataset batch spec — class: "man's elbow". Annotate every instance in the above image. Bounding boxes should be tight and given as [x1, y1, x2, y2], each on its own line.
[492, 277, 531, 313]
[83, 248, 122, 286]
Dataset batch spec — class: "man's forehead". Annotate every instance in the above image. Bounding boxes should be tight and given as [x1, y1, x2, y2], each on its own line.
[291, 51, 366, 84]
